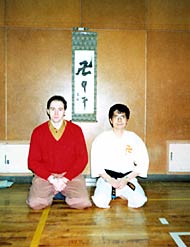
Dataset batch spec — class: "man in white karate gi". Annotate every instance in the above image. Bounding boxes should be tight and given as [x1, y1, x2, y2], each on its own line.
[91, 103, 149, 208]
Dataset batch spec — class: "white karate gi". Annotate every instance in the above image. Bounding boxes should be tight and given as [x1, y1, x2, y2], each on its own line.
[91, 130, 149, 208]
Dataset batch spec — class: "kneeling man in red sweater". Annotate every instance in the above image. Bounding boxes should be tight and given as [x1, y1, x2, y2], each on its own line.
[26, 95, 92, 210]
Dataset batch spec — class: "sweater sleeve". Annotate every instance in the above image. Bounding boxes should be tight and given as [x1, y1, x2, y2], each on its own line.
[64, 126, 88, 180]
[28, 127, 52, 180]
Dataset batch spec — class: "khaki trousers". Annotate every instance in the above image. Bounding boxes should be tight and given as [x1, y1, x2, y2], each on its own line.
[27, 174, 92, 210]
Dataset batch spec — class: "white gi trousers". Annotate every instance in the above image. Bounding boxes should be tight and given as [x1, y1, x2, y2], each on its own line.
[92, 177, 147, 208]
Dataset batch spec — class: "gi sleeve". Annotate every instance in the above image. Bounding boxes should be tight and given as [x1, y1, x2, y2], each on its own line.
[90, 134, 106, 178]
[132, 134, 149, 178]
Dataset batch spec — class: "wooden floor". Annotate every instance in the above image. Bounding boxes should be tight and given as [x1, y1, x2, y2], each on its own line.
[0, 182, 190, 247]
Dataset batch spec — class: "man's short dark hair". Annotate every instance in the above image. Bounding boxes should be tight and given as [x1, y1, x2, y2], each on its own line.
[47, 95, 67, 110]
[109, 103, 130, 123]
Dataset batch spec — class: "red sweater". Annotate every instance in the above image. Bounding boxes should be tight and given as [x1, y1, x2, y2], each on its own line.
[28, 121, 88, 180]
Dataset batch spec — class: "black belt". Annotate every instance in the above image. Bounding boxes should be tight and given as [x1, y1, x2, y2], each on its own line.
[105, 169, 136, 199]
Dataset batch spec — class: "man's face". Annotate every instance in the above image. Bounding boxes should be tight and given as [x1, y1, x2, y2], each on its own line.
[110, 110, 128, 130]
[47, 100, 65, 124]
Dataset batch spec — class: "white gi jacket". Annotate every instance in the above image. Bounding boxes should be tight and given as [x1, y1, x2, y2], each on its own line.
[91, 130, 149, 178]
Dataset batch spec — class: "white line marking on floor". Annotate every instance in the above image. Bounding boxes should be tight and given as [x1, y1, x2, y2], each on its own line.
[170, 232, 190, 247]
[159, 218, 169, 224]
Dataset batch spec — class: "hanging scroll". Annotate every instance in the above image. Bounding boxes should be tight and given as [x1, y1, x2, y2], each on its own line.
[72, 31, 97, 121]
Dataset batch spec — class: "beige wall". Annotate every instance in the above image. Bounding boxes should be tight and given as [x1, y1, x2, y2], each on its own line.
[0, 0, 189, 175]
